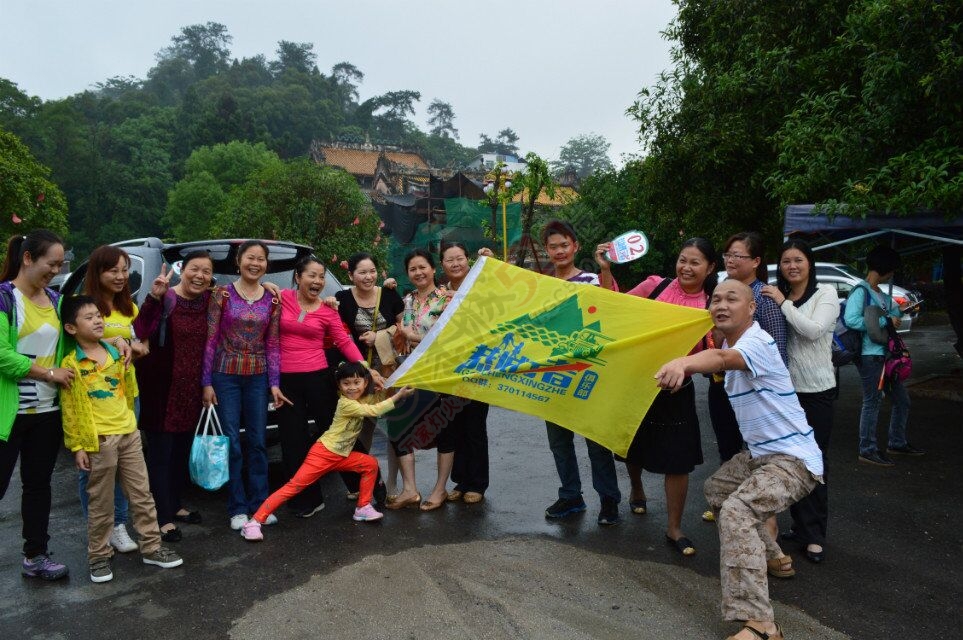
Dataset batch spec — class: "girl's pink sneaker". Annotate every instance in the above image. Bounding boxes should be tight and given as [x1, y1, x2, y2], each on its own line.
[352, 504, 384, 522]
[241, 519, 263, 541]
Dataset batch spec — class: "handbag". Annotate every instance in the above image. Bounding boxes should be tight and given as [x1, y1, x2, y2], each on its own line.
[189, 406, 230, 491]
[883, 321, 912, 384]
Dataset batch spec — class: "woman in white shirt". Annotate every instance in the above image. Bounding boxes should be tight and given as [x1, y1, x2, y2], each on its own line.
[762, 239, 838, 564]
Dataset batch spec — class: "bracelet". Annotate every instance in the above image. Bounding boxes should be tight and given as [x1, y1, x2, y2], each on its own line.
[46, 368, 54, 380]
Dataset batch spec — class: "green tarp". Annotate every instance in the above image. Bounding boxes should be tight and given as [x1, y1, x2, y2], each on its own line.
[385, 197, 523, 290]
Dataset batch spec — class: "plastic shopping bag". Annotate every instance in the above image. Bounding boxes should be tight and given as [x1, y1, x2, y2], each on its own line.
[189, 407, 229, 491]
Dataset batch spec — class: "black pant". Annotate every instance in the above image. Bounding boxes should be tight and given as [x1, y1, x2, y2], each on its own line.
[789, 388, 835, 546]
[450, 400, 490, 494]
[143, 430, 192, 527]
[276, 370, 337, 511]
[0, 410, 63, 557]
[707, 378, 744, 463]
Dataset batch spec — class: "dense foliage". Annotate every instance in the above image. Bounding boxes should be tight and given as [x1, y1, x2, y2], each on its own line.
[0, 127, 69, 255]
[0, 23, 480, 257]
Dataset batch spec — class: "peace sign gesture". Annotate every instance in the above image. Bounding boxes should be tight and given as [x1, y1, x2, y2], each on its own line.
[149, 264, 173, 301]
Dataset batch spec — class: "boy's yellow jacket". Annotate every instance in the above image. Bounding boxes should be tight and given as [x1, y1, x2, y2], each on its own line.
[60, 342, 138, 453]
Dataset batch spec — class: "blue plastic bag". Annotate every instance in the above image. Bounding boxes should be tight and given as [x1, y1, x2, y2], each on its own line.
[189, 407, 229, 491]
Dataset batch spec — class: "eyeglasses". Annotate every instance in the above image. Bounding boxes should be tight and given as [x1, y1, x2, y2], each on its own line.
[722, 252, 753, 262]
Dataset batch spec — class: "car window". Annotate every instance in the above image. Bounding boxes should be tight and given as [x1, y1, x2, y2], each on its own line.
[835, 264, 863, 279]
[128, 255, 145, 297]
[835, 281, 854, 298]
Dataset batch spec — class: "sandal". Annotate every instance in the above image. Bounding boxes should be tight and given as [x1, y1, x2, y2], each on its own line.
[419, 497, 447, 512]
[629, 499, 647, 515]
[766, 555, 795, 579]
[385, 493, 421, 510]
[665, 535, 696, 556]
[463, 491, 484, 504]
[725, 622, 783, 639]
[446, 490, 463, 502]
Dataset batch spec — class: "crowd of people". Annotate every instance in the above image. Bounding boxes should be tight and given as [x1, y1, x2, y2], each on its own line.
[0, 225, 920, 639]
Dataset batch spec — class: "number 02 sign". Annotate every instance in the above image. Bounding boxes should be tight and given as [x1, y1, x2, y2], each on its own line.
[606, 230, 650, 264]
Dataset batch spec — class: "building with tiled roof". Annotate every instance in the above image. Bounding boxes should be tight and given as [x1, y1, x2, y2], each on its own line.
[309, 141, 433, 195]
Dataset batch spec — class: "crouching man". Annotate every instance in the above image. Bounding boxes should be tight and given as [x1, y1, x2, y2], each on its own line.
[655, 280, 823, 640]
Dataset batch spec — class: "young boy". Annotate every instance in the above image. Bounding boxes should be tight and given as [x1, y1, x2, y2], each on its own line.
[60, 295, 183, 583]
[241, 362, 413, 540]
[480, 221, 622, 525]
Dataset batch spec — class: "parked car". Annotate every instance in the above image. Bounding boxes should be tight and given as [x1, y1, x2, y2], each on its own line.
[60, 237, 346, 441]
[717, 262, 922, 332]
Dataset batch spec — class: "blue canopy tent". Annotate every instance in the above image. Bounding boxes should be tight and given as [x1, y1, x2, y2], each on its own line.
[783, 204, 963, 253]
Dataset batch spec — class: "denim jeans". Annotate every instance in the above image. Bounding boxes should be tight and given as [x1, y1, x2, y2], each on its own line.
[212, 371, 269, 516]
[545, 422, 621, 503]
[856, 356, 910, 456]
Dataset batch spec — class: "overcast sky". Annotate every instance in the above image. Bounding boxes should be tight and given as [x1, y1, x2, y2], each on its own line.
[0, 0, 677, 164]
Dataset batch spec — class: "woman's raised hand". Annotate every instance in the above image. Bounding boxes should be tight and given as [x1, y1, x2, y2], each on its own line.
[149, 264, 173, 300]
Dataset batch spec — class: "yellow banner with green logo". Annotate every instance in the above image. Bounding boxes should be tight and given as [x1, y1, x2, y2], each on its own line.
[385, 257, 713, 457]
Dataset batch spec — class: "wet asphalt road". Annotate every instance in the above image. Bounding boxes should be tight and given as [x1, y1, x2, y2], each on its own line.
[0, 323, 960, 640]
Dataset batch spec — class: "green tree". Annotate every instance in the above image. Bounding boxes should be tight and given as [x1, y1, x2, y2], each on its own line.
[627, 0, 853, 251]
[478, 128, 520, 156]
[270, 41, 317, 76]
[767, 1, 963, 215]
[164, 141, 282, 241]
[157, 22, 233, 79]
[0, 127, 69, 248]
[213, 159, 383, 281]
[550, 133, 614, 179]
[427, 99, 458, 139]
[559, 160, 668, 286]
[512, 153, 557, 266]
[331, 62, 364, 112]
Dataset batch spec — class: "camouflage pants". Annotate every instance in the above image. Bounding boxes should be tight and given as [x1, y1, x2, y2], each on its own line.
[704, 451, 818, 622]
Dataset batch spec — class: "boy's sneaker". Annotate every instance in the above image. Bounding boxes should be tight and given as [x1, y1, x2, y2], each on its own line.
[142, 546, 183, 569]
[229, 514, 249, 530]
[352, 503, 384, 522]
[264, 514, 278, 525]
[109, 524, 137, 553]
[89, 558, 113, 583]
[21, 553, 69, 580]
[886, 444, 925, 456]
[597, 497, 621, 526]
[545, 496, 587, 520]
[241, 519, 263, 541]
[858, 451, 895, 466]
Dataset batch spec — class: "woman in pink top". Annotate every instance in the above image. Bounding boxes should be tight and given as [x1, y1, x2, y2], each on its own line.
[276, 256, 381, 518]
[597, 237, 718, 557]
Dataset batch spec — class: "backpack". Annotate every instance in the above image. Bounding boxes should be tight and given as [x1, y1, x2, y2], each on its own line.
[831, 283, 872, 367]
[883, 322, 912, 384]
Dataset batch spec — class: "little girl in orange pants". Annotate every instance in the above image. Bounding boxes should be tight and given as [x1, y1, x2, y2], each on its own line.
[242, 362, 413, 540]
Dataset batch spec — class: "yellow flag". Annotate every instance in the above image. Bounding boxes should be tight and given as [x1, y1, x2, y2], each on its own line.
[386, 257, 713, 457]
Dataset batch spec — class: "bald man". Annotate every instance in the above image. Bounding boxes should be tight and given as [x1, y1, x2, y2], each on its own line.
[656, 280, 823, 640]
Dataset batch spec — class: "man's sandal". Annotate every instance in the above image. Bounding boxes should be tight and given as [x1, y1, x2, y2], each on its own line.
[725, 622, 783, 639]
[766, 555, 795, 578]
